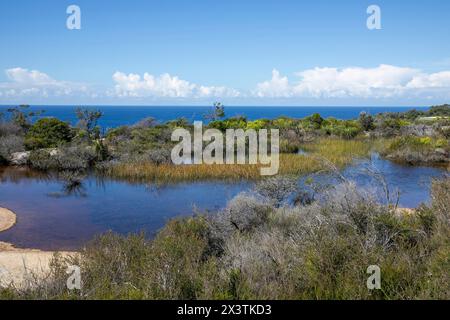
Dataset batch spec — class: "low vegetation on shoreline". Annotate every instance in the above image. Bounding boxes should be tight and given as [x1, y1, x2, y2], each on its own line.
[1, 175, 448, 300]
[1, 104, 448, 182]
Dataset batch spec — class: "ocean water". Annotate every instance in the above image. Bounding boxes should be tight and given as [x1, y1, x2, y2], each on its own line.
[0, 105, 428, 129]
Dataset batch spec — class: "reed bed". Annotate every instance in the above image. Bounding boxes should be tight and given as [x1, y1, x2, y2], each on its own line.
[104, 138, 374, 182]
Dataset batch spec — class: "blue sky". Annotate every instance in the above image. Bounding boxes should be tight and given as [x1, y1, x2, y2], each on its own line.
[0, 0, 449, 106]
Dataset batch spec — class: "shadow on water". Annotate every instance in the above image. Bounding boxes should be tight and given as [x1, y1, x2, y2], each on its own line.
[0, 155, 446, 251]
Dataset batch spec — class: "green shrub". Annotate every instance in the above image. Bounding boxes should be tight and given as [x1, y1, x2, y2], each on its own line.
[209, 116, 248, 131]
[25, 118, 73, 150]
[322, 120, 362, 139]
[246, 119, 270, 130]
[303, 113, 324, 130]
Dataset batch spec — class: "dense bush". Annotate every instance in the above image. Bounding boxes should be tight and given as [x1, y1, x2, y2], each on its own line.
[25, 118, 73, 150]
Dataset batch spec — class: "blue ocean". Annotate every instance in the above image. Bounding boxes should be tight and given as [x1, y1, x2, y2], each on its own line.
[0, 105, 428, 129]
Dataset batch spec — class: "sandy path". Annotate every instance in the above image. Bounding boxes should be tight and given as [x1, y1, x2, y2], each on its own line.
[0, 207, 72, 288]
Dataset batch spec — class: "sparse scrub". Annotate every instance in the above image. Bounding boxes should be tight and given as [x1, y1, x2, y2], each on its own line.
[28, 145, 97, 171]
[254, 176, 297, 207]
[0, 122, 22, 137]
[0, 135, 24, 163]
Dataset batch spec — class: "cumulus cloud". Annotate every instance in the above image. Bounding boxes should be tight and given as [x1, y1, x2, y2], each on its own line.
[1, 65, 450, 103]
[406, 71, 450, 89]
[254, 69, 291, 98]
[254, 64, 450, 100]
[0, 68, 240, 101]
[0, 67, 90, 98]
[111, 71, 240, 99]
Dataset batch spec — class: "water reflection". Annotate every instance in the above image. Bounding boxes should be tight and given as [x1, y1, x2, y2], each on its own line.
[0, 156, 445, 251]
[0, 167, 249, 250]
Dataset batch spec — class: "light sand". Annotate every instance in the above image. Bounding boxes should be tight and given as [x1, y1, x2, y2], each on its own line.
[0, 244, 57, 287]
[0, 207, 73, 288]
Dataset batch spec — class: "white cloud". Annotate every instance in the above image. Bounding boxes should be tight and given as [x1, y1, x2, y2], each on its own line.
[6, 67, 55, 85]
[0, 68, 240, 102]
[112, 72, 240, 99]
[1, 65, 449, 104]
[254, 65, 450, 100]
[0, 67, 91, 99]
[254, 69, 291, 98]
[406, 71, 450, 89]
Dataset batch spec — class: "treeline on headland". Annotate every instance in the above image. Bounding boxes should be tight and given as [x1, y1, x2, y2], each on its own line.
[0, 104, 449, 181]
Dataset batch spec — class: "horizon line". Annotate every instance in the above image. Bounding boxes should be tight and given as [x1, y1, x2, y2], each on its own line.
[0, 104, 431, 108]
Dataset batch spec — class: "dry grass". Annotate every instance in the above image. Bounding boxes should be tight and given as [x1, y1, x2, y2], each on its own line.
[104, 138, 373, 182]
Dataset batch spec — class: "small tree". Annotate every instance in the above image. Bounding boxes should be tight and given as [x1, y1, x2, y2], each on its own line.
[204, 102, 225, 121]
[358, 112, 375, 131]
[75, 108, 103, 140]
[6, 105, 44, 130]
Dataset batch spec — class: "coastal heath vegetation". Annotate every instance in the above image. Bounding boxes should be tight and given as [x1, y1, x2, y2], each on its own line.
[1, 104, 449, 180]
[1, 175, 448, 300]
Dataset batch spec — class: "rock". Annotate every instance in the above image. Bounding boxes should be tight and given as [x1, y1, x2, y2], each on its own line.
[435, 148, 447, 155]
[48, 148, 59, 156]
[400, 125, 437, 137]
[10, 151, 30, 165]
